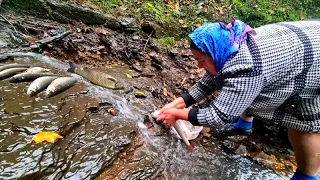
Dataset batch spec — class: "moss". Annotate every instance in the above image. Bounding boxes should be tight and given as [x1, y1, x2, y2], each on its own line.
[158, 36, 175, 49]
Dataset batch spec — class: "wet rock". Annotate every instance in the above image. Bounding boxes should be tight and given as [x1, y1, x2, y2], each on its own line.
[120, 17, 138, 32]
[253, 151, 276, 163]
[2, 0, 50, 18]
[227, 135, 248, 143]
[221, 140, 239, 152]
[143, 115, 154, 129]
[235, 145, 248, 156]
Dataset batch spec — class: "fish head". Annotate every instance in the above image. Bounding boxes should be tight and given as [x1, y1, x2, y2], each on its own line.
[114, 82, 124, 90]
[46, 85, 57, 97]
[27, 85, 39, 97]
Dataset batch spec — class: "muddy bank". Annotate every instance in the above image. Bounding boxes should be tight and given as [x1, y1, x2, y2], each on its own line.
[0, 3, 298, 179]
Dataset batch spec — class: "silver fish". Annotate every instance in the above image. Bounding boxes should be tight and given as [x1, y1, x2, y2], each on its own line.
[0, 64, 30, 72]
[27, 76, 59, 97]
[46, 77, 77, 97]
[25, 67, 51, 73]
[173, 123, 193, 151]
[9, 72, 57, 83]
[0, 68, 28, 80]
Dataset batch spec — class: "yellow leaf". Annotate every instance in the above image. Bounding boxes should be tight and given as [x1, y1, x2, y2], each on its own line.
[135, 91, 146, 96]
[140, 19, 144, 25]
[126, 69, 132, 72]
[270, 154, 277, 160]
[183, 24, 188, 28]
[145, 53, 150, 59]
[147, 2, 153, 7]
[105, 65, 112, 69]
[179, 19, 184, 24]
[292, 165, 297, 171]
[32, 131, 63, 144]
[126, 73, 132, 78]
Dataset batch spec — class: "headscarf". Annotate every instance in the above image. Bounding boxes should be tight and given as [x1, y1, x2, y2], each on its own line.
[189, 17, 256, 71]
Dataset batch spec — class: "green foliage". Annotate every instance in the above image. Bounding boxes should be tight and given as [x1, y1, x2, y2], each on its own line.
[158, 36, 175, 48]
[69, 0, 320, 41]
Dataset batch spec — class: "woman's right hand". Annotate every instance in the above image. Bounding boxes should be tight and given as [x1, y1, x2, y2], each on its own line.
[158, 97, 186, 114]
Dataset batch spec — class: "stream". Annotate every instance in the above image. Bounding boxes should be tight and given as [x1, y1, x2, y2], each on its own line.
[0, 53, 285, 180]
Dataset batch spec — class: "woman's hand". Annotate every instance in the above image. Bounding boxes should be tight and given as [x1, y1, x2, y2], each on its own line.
[156, 108, 179, 126]
[158, 97, 186, 114]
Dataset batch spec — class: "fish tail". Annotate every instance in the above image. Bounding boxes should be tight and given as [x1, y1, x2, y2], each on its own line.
[186, 144, 194, 152]
[67, 61, 77, 73]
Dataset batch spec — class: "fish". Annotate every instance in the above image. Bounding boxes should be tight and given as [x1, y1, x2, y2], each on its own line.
[27, 76, 59, 97]
[0, 64, 30, 72]
[152, 111, 193, 151]
[46, 77, 77, 97]
[25, 67, 51, 73]
[67, 61, 124, 90]
[0, 68, 29, 80]
[9, 72, 58, 83]
[173, 123, 194, 151]
[0, 55, 14, 62]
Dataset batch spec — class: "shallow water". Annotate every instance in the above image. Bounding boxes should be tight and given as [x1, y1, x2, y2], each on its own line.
[0, 53, 285, 180]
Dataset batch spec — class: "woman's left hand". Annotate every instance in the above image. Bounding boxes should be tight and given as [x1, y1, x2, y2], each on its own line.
[156, 108, 179, 126]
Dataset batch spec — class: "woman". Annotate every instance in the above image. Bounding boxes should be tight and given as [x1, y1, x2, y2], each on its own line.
[153, 18, 320, 180]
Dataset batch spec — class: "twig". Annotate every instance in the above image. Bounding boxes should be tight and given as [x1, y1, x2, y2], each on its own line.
[35, 31, 72, 46]
[143, 30, 154, 52]
[0, 14, 18, 34]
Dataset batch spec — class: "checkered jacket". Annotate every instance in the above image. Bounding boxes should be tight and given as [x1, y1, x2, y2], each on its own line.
[182, 20, 320, 132]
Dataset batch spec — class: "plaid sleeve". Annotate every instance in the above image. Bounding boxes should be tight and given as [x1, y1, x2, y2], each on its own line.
[193, 74, 264, 127]
[186, 72, 221, 103]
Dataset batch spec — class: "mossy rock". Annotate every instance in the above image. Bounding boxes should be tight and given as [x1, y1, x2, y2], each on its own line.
[47, 2, 121, 29]
[2, 0, 51, 18]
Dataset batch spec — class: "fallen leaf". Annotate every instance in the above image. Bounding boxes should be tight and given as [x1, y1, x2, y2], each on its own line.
[269, 9, 275, 14]
[147, 2, 153, 7]
[135, 91, 147, 98]
[140, 19, 144, 25]
[107, 107, 117, 116]
[126, 69, 133, 72]
[105, 65, 112, 69]
[179, 19, 184, 24]
[98, 45, 105, 49]
[270, 154, 277, 161]
[126, 73, 132, 78]
[183, 24, 188, 28]
[32, 131, 63, 143]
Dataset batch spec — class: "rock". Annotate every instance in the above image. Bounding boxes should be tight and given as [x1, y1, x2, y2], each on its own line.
[149, 51, 163, 65]
[253, 151, 276, 163]
[132, 35, 140, 41]
[2, 0, 51, 18]
[141, 20, 164, 38]
[227, 135, 248, 143]
[235, 145, 247, 156]
[119, 17, 138, 31]
[151, 61, 163, 71]
[222, 140, 239, 152]
[132, 64, 143, 72]
[143, 115, 154, 129]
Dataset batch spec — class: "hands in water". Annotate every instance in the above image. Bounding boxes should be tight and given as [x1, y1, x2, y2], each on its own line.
[152, 97, 188, 126]
[152, 108, 179, 126]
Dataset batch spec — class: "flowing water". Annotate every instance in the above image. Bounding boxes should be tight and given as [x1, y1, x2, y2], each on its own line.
[0, 53, 285, 180]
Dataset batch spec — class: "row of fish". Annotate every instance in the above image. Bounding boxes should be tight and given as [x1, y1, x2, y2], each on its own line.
[0, 63, 77, 97]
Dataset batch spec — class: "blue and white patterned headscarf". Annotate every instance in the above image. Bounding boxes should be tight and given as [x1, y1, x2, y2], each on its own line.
[189, 17, 256, 71]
